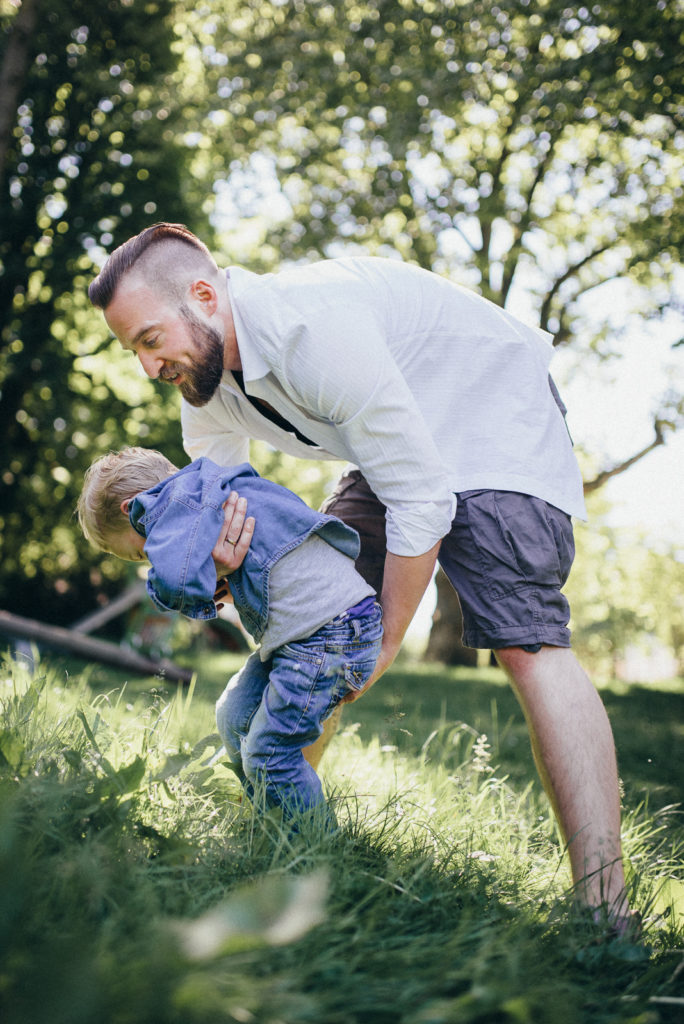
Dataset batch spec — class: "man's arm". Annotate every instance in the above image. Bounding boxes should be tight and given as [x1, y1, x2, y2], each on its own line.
[341, 541, 441, 703]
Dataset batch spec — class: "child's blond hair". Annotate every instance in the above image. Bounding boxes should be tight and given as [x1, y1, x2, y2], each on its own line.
[77, 447, 178, 551]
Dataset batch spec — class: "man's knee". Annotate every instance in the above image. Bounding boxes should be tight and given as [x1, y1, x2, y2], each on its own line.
[495, 644, 579, 691]
[494, 645, 534, 674]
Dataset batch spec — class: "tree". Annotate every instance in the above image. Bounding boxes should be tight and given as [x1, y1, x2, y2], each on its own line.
[181, 0, 683, 663]
[0, 0, 201, 624]
[563, 495, 684, 679]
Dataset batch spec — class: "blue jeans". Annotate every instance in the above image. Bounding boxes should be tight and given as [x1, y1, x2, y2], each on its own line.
[215, 601, 383, 817]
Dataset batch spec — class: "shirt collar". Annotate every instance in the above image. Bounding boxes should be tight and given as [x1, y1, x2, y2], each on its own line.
[225, 267, 270, 384]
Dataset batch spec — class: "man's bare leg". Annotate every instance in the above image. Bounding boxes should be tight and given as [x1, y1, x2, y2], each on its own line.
[495, 645, 629, 917]
[303, 705, 343, 771]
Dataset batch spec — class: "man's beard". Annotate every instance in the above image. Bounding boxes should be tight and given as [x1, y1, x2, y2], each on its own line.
[169, 304, 224, 407]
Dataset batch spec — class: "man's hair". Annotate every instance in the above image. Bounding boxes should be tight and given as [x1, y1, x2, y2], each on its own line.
[88, 222, 217, 309]
[77, 447, 179, 551]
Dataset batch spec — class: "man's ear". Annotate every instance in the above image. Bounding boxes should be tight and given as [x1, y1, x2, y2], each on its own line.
[120, 498, 133, 517]
[189, 278, 218, 314]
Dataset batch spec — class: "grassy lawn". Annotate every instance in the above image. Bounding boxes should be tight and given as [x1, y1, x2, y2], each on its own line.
[0, 647, 682, 1023]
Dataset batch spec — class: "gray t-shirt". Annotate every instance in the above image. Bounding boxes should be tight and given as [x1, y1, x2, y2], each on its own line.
[259, 533, 375, 660]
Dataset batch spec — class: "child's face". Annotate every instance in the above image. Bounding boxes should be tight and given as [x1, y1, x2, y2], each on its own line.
[107, 524, 147, 562]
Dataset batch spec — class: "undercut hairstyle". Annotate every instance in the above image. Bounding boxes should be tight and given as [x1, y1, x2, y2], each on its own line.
[77, 447, 179, 551]
[88, 222, 218, 310]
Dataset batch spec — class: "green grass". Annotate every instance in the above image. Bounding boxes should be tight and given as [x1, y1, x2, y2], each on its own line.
[0, 648, 682, 1023]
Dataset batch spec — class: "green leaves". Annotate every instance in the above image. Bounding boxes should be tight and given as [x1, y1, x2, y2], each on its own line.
[1, 0, 682, 635]
[0, 0, 198, 624]
[0, 728, 24, 772]
[196, 0, 683, 332]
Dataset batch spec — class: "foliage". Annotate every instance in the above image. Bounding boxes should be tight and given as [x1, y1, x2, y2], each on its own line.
[566, 495, 684, 679]
[249, 439, 341, 509]
[192, 0, 683, 339]
[0, 0, 199, 624]
[0, 652, 682, 1023]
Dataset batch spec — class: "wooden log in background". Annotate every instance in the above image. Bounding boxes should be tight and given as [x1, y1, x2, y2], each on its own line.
[0, 608, 193, 684]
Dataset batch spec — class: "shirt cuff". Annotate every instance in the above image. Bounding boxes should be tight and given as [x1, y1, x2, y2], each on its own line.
[384, 494, 457, 557]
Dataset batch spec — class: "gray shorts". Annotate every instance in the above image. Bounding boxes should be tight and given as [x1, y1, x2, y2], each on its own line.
[438, 489, 575, 651]
[321, 474, 575, 651]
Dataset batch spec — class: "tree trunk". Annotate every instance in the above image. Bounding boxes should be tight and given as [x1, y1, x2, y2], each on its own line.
[424, 568, 478, 667]
[0, 608, 193, 683]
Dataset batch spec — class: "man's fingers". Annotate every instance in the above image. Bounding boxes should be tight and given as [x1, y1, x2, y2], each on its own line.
[232, 516, 255, 560]
[340, 678, 373, 705]
[212, 493, 253, 578]
[223, 494, 248, 546]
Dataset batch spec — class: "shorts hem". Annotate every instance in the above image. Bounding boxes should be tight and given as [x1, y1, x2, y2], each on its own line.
[462, 628, 571, 651]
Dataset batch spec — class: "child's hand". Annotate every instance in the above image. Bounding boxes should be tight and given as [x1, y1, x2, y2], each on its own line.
[212, 492, 255, 601]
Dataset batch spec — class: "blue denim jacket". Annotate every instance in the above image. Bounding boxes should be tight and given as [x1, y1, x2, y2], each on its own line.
[129, 457, 361, 640]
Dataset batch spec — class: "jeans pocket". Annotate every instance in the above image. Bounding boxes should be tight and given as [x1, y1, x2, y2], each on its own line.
[342, 630, 382, 696]
[344, 661, 375, 693]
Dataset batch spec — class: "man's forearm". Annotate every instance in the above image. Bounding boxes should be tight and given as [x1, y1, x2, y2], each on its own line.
[339, 542, 441, 704]
[379, 542, 442, 659]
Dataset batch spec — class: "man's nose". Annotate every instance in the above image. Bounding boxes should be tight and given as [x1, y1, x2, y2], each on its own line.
[139, 350, 162, 379]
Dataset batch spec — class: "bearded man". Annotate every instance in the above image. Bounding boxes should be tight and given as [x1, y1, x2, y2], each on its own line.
[89, 222, 634, 932]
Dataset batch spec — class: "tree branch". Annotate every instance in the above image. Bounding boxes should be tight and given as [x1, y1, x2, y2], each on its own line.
[540, 241, 614, 331]
[583, 419, 669, 493]
[450, 219, 478, 255]
[500, 145, 558, 304]
[479, 138, 512, 267]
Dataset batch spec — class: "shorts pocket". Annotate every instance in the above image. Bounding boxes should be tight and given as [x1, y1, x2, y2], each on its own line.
[467, 491, 573, 601]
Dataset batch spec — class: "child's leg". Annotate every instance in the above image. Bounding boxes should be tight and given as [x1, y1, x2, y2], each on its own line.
[241, 645, 331, 815]
[242, 607, 383, 817]
[215, 651, 271, 786]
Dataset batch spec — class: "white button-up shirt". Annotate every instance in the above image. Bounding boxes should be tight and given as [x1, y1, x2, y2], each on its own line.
[182, 258, 586, 557]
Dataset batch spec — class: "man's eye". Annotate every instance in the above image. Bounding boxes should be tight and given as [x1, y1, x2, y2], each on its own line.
[142, 337, 157, 348]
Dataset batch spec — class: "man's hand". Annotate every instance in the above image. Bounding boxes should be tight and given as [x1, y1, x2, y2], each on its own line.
[212, 491, 254, 608]
[339, 541, 442, 706]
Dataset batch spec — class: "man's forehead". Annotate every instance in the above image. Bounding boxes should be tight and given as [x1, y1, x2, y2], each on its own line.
[104, 278, 167, 345]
